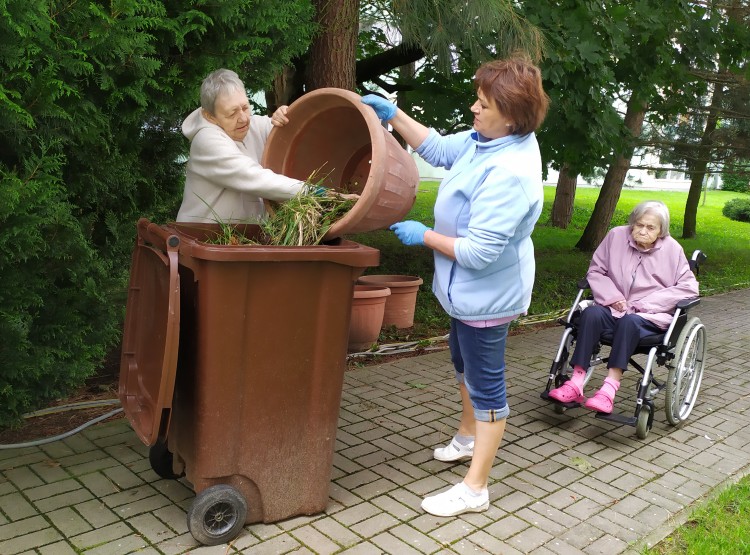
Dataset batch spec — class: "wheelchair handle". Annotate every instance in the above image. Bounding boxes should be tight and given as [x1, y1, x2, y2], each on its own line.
[690, 249, 707, 275]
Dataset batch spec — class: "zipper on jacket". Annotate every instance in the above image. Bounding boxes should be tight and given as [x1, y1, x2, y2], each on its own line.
[470, 145, 479, 163]
[630, 254, 643, 294]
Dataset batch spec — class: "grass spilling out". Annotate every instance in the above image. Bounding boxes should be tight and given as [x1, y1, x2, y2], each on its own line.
[261, 188, 355, 246]
[207, 186, 355, 246]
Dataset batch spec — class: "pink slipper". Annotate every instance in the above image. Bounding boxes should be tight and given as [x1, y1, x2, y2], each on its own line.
[584, 391, 614, 414]
[548, 381, 585, 404]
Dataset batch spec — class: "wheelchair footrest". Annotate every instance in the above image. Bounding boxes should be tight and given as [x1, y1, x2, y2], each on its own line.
[540, 390, 582, 409]
[595, 412, 637, 426]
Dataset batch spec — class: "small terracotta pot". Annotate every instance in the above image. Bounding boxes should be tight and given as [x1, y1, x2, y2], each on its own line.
[261, 87, 419, 240]
[356, 275, 423, 329]
[348, 285, 391, 352]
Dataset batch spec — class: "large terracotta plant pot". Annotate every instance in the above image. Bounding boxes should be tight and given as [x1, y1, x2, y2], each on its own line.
[356, 275, 423, 329]
[348, 285, 391, 352]
[261, 87, 419, 240]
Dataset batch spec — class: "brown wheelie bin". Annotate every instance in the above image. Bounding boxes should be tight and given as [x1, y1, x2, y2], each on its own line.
[118, 218, 379, 546]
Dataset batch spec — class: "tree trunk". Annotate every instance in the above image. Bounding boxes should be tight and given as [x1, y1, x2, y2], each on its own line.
[306, 0, 359, 91]
[685, 0, 741, 237]
[265, 63, 306, 114]
[683, 94, 731, 237]
[575, 96, 647, 251]
[550, 163, 578, 229]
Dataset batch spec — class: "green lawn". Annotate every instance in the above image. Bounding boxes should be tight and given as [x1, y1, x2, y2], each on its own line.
[641, 473, 750, 554]
[349, 183, 750, 338]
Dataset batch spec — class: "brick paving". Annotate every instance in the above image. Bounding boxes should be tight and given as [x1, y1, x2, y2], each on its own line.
[1, 289, 749, 554]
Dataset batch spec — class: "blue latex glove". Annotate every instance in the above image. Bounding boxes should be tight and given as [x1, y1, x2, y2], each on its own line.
[390, 221, 430, 246]
[361, 94, 397, 121]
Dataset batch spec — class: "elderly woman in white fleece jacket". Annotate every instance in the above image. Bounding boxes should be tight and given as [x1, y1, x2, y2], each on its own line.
[176, 68, 305, 223]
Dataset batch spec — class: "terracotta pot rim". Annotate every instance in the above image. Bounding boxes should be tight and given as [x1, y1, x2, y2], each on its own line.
[357, 274, 424, 287]
[263, 87, 385, 229]
[353, 285, 391, 299]
[261, 87, 418, 240]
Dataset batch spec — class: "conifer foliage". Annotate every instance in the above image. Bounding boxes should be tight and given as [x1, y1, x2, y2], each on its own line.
[0, 0, 314, 426]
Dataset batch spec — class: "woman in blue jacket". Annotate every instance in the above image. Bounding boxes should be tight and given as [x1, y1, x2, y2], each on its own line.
[362, 54, 549, 517]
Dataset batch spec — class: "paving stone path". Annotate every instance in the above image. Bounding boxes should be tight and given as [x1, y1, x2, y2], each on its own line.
[1, 289, 748, 554]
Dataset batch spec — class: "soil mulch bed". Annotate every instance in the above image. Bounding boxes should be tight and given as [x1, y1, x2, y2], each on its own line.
[0, 349, 123, 447]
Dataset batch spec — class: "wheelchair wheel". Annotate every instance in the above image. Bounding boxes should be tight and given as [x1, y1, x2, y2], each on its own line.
[552, 333, 574, 382]
[665, 317, 706, 426]
[552, 371, 568, 414]
[636, 404, 652, 439]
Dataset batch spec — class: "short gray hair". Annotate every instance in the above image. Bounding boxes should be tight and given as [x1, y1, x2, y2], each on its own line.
[628, 200, 671, 238]
[200, 69, 245, 115]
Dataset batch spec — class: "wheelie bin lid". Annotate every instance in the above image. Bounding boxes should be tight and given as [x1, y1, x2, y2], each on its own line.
[168, 222, 380, 264]
[118, 219, 181, 446]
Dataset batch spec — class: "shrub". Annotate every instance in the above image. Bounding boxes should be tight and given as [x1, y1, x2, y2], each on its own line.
[722, 198, 750, 223]
[0, 0, 315, 427]
[722, 172, 750, 193]
[0, 152, 120, 426]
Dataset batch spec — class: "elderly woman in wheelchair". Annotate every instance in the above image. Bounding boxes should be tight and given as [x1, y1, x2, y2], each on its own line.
[542, 200, 706, 437]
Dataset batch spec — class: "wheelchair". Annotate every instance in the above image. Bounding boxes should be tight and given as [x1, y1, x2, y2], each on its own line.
[541, 250, 707, 439]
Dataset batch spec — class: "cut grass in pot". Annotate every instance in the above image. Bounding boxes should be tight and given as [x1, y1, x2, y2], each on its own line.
[261, 186, 356, 246]
[201, 185, 356, 247]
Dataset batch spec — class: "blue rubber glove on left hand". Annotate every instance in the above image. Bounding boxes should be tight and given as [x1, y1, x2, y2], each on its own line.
[361, 94, 397, 121]
[390, 221, 430, 246]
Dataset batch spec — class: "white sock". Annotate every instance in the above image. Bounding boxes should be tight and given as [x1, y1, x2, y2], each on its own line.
[455, 434, 474, 446]
[460, 482, 487, 498]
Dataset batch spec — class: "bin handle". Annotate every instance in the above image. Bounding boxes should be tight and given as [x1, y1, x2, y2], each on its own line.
[137, 218, 180, 253]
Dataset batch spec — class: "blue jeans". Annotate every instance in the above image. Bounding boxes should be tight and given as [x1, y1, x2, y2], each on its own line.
[449, 318, 510, 422]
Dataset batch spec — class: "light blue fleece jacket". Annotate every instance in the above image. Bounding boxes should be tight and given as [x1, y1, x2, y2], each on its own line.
[416, 129, 544, 321]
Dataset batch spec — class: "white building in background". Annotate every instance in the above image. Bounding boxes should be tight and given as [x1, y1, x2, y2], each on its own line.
[411, 152, 447, 181]
[413, 150, 698, 191]
[543, 167, 696, 192]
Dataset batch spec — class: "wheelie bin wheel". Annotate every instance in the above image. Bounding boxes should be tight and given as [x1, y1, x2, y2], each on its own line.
[187, 484, 248, 546]
[149, 440, 184, 480]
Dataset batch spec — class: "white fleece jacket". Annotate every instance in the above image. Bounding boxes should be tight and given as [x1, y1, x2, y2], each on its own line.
[176, 108, 303, 223]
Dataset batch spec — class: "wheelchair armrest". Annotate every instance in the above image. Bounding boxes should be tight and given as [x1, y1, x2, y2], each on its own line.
[676, 297, 700, 311]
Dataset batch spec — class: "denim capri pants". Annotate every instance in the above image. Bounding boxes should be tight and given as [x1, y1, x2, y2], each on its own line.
[448, 318, 510, 422]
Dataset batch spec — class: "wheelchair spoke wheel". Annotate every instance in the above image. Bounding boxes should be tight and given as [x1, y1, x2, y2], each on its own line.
[665, 317, 706, 426]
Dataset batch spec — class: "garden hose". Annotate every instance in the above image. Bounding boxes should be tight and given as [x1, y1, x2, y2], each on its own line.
[0, 399, 123, 450]
[22, 398, 121, 418]
[346, 309, 568, 357]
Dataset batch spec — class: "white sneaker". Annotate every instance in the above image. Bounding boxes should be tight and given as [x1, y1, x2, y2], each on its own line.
[421, 482, 489, 517]
[433, 437, 474, 462]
